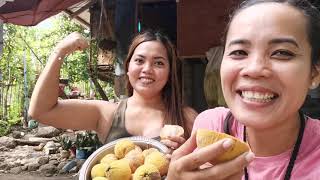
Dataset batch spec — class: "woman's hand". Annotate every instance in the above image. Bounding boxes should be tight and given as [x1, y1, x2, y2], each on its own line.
[54, 32, 89, 57]
[166, 131, 255, 180]
[161, 136, 186, 152]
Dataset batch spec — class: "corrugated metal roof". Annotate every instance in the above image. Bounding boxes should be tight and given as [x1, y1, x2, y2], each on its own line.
[0, 0, 91, 27]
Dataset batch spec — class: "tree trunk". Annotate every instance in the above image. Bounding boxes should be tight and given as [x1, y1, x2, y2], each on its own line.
[3, 83, 10, 120]
[88, 41, 108, 101]
[90, 76, 108, 101]
[0, 69, 2, 120]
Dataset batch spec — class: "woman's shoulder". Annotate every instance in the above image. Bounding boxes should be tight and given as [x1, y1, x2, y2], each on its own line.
[305, 117, 320, 138]
[198, 107, 230, 117]
[192, 107, 230, 132]
[183, 106, 198, 120]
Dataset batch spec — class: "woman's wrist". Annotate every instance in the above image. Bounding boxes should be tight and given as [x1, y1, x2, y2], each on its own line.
[50, 48, 66, 61]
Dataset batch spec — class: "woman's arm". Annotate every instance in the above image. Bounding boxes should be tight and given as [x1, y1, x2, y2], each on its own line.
[28, 32, 116, 134]
[183, 106, 198, 134]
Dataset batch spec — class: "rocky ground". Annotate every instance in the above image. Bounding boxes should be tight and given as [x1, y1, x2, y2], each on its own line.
[0, 124, 87, 179]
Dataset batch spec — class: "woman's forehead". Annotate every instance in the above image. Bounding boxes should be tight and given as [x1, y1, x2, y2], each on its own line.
[226, 3, 308, 45]
[133, 41, 168, 58]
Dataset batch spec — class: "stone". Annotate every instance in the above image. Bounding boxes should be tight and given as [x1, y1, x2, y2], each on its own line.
[39, 163, 57, 175]
[9, 166, 22, 174]
[21, 165, 28, 171]
[0, 146, 9, 152]
[0, 163, 8, 170]
[37, 156, 49, 165]
[0, 136, 17, 149]
[35, 126, 60, 138]
[57, 161, 68, 170]
[44, 141, 57, 155]
[33, 142, 45, 151]
[49, 160, 59, 166]
[11, 131, 23, 139]
[45, 173, 54, 177]
[27, 162, 40, 171]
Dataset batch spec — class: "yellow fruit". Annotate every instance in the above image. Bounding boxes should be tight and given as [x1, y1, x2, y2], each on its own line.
[105, 159, 132, 180]
[100, 153, 118, 164]
[91, 163, 108, 178]
[144, 151, 169, 176]
[134, 145, 143, 152]
[196, 129, 250, 164]
[160, 125, 184, 140]
[124, 149, 145, 173]
[114, 139, 135, 159]
[92, 177, 108, 180]
[142, 148, 159, 158]
[133, 164, 161, 180]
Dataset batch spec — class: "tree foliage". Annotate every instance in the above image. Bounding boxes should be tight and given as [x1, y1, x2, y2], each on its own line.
[0, 14, 99, 135]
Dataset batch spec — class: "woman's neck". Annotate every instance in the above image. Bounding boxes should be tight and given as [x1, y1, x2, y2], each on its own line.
[246, 113, 301, 157]
[129, 92, 164, 109]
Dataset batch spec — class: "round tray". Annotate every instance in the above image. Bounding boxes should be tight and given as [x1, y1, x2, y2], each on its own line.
[79, 136, 169, 180]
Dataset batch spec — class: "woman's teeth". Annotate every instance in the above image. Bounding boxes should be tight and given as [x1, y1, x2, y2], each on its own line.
[241, 91, 275, 102]
[140, 77, 154, 84]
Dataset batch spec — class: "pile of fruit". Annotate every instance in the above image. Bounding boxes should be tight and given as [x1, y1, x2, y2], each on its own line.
[90, 139, 169, 180]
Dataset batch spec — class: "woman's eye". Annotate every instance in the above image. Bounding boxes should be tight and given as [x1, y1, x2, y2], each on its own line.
[134, 58, 144, 64]
[154, 61, 165, 66]
[228, 50, 248, 59]
[271, 50, 295, 60]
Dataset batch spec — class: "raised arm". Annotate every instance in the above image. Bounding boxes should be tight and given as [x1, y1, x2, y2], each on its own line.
[28, 32, 116, 135]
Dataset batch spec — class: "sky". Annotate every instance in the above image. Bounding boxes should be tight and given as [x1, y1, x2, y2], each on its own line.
[35, 17, 54, 29]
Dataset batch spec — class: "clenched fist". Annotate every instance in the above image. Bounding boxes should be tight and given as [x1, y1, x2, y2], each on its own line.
[54, 32, 89, 57]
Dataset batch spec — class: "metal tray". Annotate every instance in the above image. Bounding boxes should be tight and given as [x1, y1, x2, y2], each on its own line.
[79, 136, 169, 180]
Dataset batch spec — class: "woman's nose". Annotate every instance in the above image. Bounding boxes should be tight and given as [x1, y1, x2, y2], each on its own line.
[240, 55, 272, 78]
[142, 62, 153, 73]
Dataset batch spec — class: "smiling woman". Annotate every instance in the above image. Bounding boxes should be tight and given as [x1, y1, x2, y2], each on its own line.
[167, 0, 320, 180]
[28, 30, 198, 152]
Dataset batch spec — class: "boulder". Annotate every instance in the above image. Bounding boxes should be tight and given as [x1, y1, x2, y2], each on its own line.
[0, 136, 17, 149]
[35, 126, 61, 138]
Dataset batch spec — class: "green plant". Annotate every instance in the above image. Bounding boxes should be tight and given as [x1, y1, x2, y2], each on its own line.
[55, 135, 73, 150]
[0, 120, 11, 136]
[74, 131, 102, 151]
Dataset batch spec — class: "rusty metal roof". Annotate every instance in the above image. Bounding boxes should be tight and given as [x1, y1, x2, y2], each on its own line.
[0, 0, 91, 27]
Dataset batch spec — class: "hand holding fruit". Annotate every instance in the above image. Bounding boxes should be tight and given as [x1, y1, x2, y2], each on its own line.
[166, 129, 255, 180]
[160, 125, 186, 151]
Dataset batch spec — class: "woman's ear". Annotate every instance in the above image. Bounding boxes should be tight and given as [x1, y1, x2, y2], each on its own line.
[310, 65, 320, 90]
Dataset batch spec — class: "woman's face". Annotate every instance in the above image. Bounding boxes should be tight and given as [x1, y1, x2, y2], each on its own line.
[127, 41, 170, 98]
[221, 3, 317, 129]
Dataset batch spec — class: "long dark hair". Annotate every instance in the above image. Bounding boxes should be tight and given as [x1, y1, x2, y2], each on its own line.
[223, 0, 320, 66]
[124, 30, 190, 138]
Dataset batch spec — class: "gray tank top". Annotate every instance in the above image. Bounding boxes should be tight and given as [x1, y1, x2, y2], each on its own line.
[104, 99, 132, 144]
[104, 98, 161, 144]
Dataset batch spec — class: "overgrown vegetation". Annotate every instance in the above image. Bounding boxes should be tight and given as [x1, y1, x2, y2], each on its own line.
[0, 15, 116, 136]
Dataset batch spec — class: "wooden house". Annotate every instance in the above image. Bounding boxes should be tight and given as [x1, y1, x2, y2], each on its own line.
[1, 0, 320, 117]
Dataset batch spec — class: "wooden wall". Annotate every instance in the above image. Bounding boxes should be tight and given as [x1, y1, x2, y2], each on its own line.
[177, 0, 239, 58]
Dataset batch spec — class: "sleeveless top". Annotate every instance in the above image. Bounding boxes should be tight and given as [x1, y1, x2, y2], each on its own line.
[104, 98, 161, 144]
[104, 99, 132, 144]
